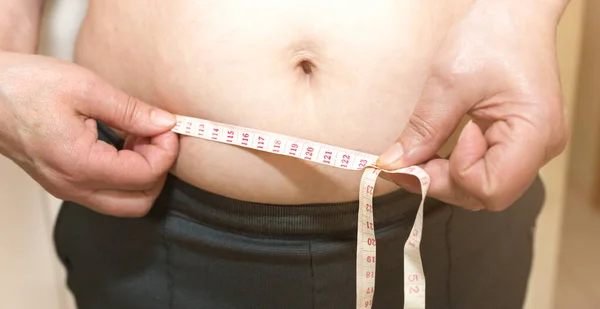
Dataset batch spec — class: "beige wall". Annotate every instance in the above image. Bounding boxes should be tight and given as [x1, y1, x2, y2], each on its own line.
[567, 0, 600, 199]
[550, 1, 600, 307]
[524, 1, 585, 308]
[0, 157, 73, 309]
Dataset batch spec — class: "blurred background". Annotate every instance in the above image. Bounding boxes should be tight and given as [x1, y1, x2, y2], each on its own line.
[0, 0, 598, 308]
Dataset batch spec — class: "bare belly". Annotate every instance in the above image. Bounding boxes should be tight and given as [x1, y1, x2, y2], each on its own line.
[74, 0, 470, 204]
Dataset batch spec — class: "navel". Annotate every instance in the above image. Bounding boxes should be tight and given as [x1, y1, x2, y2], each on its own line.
[299, 60, 314, 75]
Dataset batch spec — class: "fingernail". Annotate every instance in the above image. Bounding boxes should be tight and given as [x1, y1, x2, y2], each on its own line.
[377, 142, 404, 167]
[151, 109, 176, 128]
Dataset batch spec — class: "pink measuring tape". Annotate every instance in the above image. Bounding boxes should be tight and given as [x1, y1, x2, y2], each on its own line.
[172, 115, 430, 309]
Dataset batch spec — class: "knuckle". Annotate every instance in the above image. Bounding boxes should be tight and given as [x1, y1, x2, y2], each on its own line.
[455, 174, 508, 212]
[553, 121, 570, 155]
[129, 167, 162, 189]
[480, 187, 517, 212]
[479, 186, 506, 211]
[93, 200, 119, 216]
[139, 179, 159, 192]
[484, 201, 509, 212]
[150, 164, 171, 180]
[129, 203, 153, 217]
[119, 96, 143, 127]
[91, 199, 123, 217]
[148, 174, 165, 187]
[407, 113, 440, 144]
[97, 195, 154, 218]
[143, 155, 175, 182]
[119, 196, 155, 218]
[429, 70, 456, 90]
[544, 101, 570, 159]
[480, 183, 498, 202]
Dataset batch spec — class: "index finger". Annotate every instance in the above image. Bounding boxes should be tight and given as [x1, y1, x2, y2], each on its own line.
[84, 130, 179, 190]
[436, 120, 543, 211]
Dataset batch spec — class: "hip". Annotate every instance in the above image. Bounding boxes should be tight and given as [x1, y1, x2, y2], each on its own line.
[53, 166, 544, 309]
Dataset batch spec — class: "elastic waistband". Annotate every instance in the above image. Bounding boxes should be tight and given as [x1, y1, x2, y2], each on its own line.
[160, 175, 422, 238]
[97, 121, 425, 238]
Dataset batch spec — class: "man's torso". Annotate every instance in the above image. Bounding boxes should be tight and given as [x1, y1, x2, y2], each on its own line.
[74, 0, 471, 204]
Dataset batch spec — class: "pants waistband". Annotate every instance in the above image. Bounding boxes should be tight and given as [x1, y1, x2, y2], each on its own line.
[160, 175, 423, 238]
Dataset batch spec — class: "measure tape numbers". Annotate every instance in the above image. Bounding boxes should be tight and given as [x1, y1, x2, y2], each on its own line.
[174, 116, 378, 171]
[172, 115, 430, 309]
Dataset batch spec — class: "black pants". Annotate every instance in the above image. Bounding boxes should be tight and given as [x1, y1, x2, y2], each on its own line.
[53, 123, 544, 309]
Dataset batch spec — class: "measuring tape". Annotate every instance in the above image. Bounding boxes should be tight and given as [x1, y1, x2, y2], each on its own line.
[172, 115, 430, 309]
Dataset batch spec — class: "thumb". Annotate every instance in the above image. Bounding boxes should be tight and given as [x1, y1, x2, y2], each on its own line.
[377, 78, 468, 169]
[76, 78, 176, 137]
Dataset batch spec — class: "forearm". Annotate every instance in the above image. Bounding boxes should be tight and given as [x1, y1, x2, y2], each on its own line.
[0, 0, 45, 53]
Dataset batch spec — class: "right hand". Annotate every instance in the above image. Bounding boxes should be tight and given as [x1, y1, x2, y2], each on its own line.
[0, 51, 179, 217]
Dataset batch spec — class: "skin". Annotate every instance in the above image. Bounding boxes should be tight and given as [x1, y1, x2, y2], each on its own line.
[0, 0, 570, 216]
[378, 0, 571, 211]
[0, 0, 179, 217]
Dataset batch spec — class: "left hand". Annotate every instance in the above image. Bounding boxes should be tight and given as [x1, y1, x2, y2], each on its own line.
[376, 1, 569, 211]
